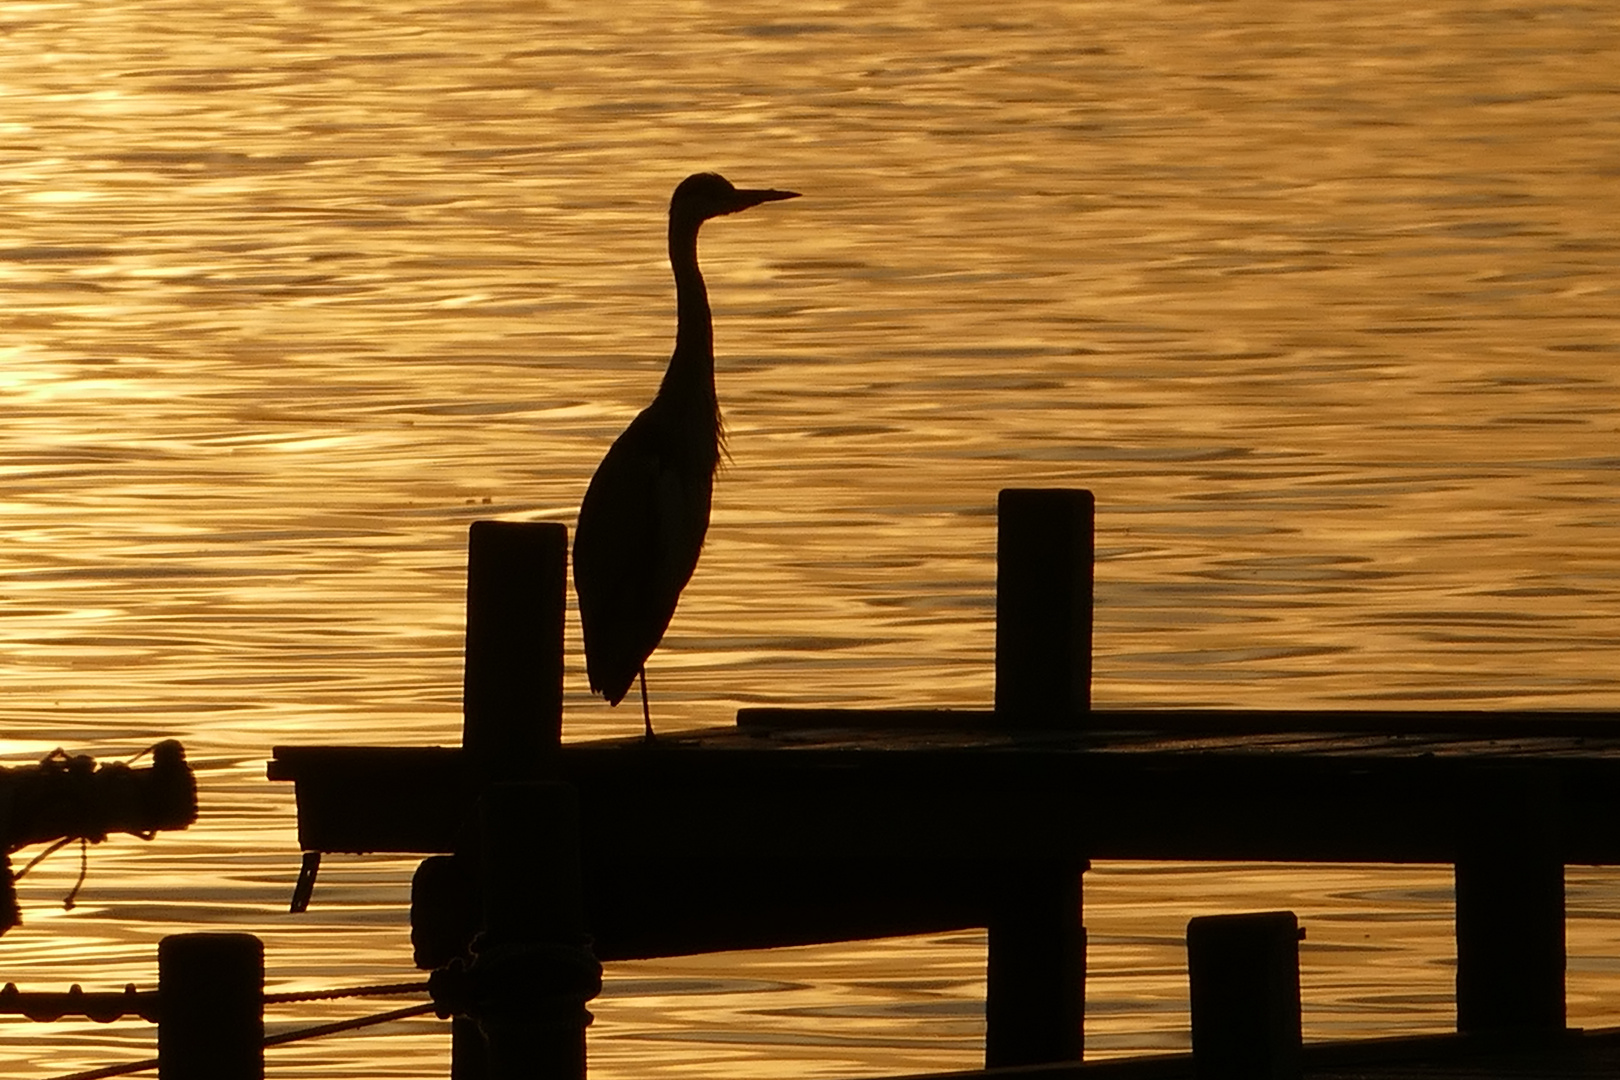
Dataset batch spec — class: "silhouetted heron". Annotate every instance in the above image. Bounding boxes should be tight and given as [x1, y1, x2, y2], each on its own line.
[573, 172, 798, 740]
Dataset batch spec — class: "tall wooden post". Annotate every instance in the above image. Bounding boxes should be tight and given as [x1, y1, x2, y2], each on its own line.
[474, 782, 601, 1079]
[462, 520, 568, 780]
[995, 488, 1093, 724]
[985, 862, 1086, 1068]
[453, 520, 570, 1077]
[984, 489, 1093, 1068]
[158, 933, 263, 1080]
[1454, 767, 1565, 1037]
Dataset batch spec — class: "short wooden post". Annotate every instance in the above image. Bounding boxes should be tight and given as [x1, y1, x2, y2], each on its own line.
[462, 520, 568, 781]
[1187, 912, 1302, 1080]
[984, 862, 1087, 1068]
[1455, 857, 1565, 1035]
[995, 488, 1094, 724]
[473, 782, 601, 1080]
[157, 932, 264, 1080]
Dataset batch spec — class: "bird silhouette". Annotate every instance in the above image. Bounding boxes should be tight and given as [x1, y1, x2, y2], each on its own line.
[573, 172, 798, 740]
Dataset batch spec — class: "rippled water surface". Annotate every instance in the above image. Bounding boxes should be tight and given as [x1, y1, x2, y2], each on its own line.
[2, 1, 1618, 1076]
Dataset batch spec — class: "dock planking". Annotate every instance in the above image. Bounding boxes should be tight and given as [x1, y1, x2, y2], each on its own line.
[274, 708, 1620, 864]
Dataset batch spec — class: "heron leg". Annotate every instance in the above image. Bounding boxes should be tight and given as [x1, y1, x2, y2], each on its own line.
[639, 667, 654, 742]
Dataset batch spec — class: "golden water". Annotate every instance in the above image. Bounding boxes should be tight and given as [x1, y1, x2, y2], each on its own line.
[2, 0, 1618, 1075]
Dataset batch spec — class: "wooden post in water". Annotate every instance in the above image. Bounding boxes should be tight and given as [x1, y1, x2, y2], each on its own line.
[1453, 766, 1565, 1037]
[985, 863, 1086, 1068]
[157, 932, 264, 1080]
[984, 489, 1093, 1068]
[1187, 912, 1303, 1080]
[462, 520, 568, 780]
[1455, 856, 1565, 1035]
[452, 520, 570, 1077]
[995, 488, 1094, 724]
[473, 782, 601, 1080]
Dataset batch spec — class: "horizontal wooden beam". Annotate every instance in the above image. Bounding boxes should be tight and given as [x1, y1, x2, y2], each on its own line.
[269, 725, 1620, 865]
[737, 707, 1620, 738]
[268, 746, 466, 854]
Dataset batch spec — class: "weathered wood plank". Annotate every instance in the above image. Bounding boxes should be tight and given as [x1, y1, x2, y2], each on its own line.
[267, 729, 1620, 865]
[268, 746, 466, 854]
[737, 708, 1620, 739]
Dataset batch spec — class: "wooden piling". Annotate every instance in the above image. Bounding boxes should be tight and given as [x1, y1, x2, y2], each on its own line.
[1455, 856, 1565, 1035]
[452, 520, 570, 1077]
[462, 520, 568, 780]
[985, 861, 1086, 1068]
[157, 932, 263, 1080]
[995, 488, 1094, 724]
[982, 490, 1094, 1069]
[1454, 766, 1566, 1037]
[1187, 911, 1302, 1080]
[472, 782, 601, 1080]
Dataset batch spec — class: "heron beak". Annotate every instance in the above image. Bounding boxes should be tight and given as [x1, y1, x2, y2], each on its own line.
[731, 188, 801, 211]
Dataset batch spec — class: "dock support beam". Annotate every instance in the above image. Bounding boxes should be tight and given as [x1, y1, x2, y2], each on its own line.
[158, 932, 264, 1080]
[984, 489, 1094, 1068]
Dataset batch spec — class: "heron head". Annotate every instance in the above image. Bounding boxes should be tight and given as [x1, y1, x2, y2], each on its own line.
[671, 172, 799, 225]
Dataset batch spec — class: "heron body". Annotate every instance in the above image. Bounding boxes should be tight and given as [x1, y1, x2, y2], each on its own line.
[573, 173, 798, 738]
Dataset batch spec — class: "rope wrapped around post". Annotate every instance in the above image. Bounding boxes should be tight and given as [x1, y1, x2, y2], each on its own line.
[428, 934, 604, 1033]
[2, 741, 198, 935]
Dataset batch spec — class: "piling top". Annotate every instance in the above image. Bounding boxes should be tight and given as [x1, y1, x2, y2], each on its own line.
[461, 520, 568, 779]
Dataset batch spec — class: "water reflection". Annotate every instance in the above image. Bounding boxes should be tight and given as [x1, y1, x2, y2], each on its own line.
[1, 0, 1618, 1075]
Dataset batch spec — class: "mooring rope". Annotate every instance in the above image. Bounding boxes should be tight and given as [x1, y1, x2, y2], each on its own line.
[11, 836, 75, 882]
[262, 979, 431, 1004]
[42, 998, 443, 1080]
[9, 741, 177, 913]
[261, 1000, 441, 1047]
[45, 1056, 156, 1080]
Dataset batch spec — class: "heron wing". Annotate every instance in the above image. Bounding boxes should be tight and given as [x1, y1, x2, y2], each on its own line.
[574, 428, 710, 704]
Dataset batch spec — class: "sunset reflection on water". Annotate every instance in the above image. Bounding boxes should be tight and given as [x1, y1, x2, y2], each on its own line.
[2, 0, 1618, 1075]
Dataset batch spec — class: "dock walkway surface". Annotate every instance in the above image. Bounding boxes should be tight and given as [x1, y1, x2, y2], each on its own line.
[273, 707, 1620, 1062]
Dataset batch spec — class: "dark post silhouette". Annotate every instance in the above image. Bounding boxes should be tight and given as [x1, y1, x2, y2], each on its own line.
[462, 520, 567, 780]
[1187, 911, 1303, 1080]
[1451, 854, 1561, 1036]
[1454, 766, 1565, 1037]
[157, 932, 263, 1080]
[995, 488, 1094, 724]
[985, 862, 1086, 1068]
[983, 489, 1094, 1068]
[1455, 856, 1565, 1035]
[449, 519, 570, 1077]
[470, 782, 601, 1079]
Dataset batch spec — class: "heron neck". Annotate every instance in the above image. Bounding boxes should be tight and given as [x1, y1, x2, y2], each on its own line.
[666, 218, 714, 397]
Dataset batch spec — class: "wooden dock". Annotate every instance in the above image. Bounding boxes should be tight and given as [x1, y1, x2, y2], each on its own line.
[267, 490, 1620, 1077]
